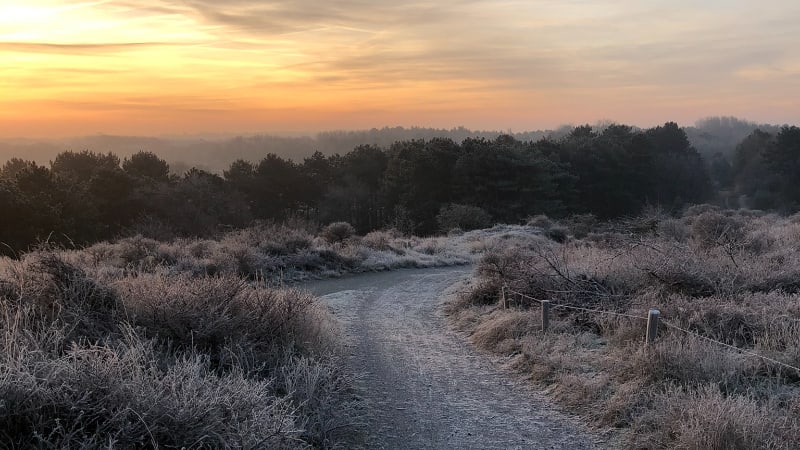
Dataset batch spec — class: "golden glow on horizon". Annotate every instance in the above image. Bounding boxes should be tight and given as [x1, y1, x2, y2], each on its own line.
[0, 0, 798, 137]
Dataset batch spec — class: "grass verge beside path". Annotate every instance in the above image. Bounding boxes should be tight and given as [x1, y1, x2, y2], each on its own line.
[447, 208, 800, 449]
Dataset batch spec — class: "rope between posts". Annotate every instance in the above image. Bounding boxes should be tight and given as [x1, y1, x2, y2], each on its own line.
[505, 288, 648, 321]
[504, 287, 800, 374]
[660, 319, 800, 374]
[503, 288, 544, 305]
[549, 303, 649, 320]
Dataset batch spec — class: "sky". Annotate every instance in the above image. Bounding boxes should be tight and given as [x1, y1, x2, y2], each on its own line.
[0, 0, 798, 138]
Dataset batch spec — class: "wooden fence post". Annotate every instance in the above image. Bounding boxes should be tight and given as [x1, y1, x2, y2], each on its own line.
[541, 300, 551, 332]
[646, 309, 660, 345]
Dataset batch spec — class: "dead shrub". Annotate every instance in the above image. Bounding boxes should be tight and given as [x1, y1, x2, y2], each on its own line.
[477, 245, 531, 282]
[691, 211, 746, 249]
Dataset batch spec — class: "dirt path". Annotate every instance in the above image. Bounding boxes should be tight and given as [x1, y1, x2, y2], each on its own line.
[305, 267, 604, 450]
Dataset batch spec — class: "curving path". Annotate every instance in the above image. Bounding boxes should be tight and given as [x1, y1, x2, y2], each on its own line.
[305, 267, 604, 450]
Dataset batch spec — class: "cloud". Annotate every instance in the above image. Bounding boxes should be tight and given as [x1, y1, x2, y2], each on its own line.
[179, 0, 453, 35]
[170, 0, 800, 95]
[0, 41, 175, 54]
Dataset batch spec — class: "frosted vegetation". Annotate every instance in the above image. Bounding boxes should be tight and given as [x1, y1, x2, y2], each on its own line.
[0, 219, 481, 447]
[0, 250, 353, 447]
[69, 222, 473, 284]
[448, 206, 800, 449]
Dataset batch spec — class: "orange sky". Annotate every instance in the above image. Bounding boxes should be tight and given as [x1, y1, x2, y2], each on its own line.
[1, 0, 798, 138]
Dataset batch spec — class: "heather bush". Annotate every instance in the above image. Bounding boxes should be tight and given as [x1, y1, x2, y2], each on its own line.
[320, 222, 355, 243]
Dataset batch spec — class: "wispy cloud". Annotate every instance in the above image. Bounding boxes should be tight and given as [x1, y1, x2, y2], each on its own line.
[171, 0, 800, 93]
[0, 41, 175, 54]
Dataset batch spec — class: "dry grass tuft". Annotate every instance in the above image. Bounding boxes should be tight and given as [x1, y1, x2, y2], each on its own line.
[470, 309, 537, 353]
[631, 385, 798, 450]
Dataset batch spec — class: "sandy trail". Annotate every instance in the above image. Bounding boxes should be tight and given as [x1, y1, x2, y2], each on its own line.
[304, 266, 603, 450]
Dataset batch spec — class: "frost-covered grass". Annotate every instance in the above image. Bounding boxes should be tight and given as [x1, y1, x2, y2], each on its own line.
[447, 208, 800, 449]
[0, 221, 486, 448]
[0, 248, 359, 448]
[69, 224, 473, 284]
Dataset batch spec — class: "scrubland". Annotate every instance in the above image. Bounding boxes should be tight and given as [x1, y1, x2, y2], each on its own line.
[68, 221, 472, 284]
[0, 222, 470, 448]
[447, 207, 800, 449]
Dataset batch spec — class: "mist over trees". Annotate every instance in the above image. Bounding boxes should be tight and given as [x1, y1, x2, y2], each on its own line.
[1, 120, 798, 256]
[0, 125, 573, 175]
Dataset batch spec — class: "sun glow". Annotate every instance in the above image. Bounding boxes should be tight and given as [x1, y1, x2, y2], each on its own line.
[0, 0, 798, 137]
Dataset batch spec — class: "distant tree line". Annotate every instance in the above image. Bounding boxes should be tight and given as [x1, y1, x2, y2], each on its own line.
[1, 121, 797, 255]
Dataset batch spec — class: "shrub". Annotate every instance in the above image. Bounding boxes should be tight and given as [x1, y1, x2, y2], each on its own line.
[545, 226, 568, 243]
[691, 211, 746, 248]
[321, 222, 356, 243]
[658, 218, 690, 242]
[436, 204, 492, 233]
[10, 251, 121, 347]
[564, 214, 597, 239]
[362, 230, 394, 251]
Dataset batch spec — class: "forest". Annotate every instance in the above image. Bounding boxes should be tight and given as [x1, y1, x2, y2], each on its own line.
[1, 121, 798, 256]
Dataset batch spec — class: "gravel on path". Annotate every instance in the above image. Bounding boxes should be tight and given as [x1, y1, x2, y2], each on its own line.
[305, 267, 604, 450]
